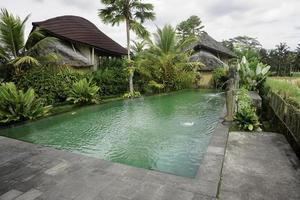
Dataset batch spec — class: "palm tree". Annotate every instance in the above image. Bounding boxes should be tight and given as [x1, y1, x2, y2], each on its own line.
[135, 25, 201, 91]
[0, 9, 30, 63]
[130, 40, 147, 55]
[0, 9, 57, 75]
[98, 0, 155, 94]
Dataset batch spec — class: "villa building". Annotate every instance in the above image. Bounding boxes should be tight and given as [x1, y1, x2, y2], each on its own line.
[31, 15, 127, 70]
[190, 32, 235, 87]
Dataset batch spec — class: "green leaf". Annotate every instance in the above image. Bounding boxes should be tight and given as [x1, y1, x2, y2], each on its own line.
[248, 124, 253, 131]
[0, 82, 50, 124]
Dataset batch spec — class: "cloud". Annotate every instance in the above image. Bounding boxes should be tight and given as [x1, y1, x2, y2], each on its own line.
[0, 0, 299, 49]
[207, 0, 255, 17]
[60, 0, 97, 11]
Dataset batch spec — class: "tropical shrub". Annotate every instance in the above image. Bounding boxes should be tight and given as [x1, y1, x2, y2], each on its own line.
[15, 66, 84, 105]
[67, 78, 100, 105]
[123, 91, 141, 99]
[134, 25, 201, 93]
[212, 67, 229, 89]
[238, 56, 270, 90]
[0, 82, 51, 124]
[234, 88, 260, 131]
[147, 80, 165, 93]
[0, 9, 58, 76]
[99, 0, 155, 94]
[91, 59, 128, 96]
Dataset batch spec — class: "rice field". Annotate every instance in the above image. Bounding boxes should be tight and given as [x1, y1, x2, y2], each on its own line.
[266, 77, 300, 107]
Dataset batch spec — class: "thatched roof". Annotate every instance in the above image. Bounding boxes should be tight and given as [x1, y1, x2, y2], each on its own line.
[190, 51, 228, 71]
[193, 32, 235, 58]
[36, 40, 93, 68]
[32, 16, 127, 56]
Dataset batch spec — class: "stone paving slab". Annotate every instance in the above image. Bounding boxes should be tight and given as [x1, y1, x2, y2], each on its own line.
[0, 189, 23, 200]
[0, 133, 228, 200]
[219, 132, 300, 200]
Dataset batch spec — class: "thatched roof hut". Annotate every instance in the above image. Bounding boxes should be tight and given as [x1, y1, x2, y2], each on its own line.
[190, 32, 235, 71]
[190, 51, 228, 71]
[32, 15, 127, 69]
[193, 32, 235, 58]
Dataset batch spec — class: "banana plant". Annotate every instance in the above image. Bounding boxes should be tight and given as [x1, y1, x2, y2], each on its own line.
[238, 56, 270, 90]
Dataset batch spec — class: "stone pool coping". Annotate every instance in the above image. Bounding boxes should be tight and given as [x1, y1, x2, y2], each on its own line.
[0, 106, 229, 199]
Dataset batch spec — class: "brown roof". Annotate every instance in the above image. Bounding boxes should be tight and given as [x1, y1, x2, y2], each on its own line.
[32, 15, 127, 56]
[194, 32, 235, 58]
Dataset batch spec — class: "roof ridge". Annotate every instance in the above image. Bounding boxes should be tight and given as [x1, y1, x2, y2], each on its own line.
[197, 32, 235, 57]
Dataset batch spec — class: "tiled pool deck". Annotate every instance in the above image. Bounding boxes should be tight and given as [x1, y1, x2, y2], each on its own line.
[219, 131, 300, 200]
[0, 109, 229, 200]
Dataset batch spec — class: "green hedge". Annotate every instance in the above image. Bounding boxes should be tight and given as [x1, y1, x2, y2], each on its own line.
[92, 59, 128, 96]
[15, 66, 85, 105]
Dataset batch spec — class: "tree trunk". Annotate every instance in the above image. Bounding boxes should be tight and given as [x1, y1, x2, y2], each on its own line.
[126, 19, 134, 94]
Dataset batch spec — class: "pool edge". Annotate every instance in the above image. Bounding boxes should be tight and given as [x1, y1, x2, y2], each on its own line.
[0, 105, 229, 199]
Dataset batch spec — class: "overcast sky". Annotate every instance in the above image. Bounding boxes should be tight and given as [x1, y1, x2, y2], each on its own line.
[1, 0, 299, 50]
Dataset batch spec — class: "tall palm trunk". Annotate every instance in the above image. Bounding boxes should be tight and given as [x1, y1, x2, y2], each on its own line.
[126, 19, 134, 93]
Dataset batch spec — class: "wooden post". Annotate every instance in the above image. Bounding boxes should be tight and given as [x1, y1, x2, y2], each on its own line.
[91, 47, 97, 71]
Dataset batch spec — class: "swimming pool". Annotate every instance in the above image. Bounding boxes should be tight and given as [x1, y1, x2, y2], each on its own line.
[0, 90, 224, 177]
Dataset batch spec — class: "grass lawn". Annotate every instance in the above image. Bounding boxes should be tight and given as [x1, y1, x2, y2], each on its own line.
[265, 77, 300, 108]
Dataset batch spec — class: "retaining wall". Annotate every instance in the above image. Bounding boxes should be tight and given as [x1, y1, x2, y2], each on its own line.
[264, 90, 300, 157]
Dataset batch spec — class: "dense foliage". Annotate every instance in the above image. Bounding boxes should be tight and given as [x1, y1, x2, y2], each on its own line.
[238, 57, 270, 90]
[223, 36, 300, 76]
[212, 67, 229, 89]
[260, 43, 298, 76]
[135, 25, 200, 94]
[123, 91, 141, 99]
[67, 78, 100, 105]
[15, 66, 83, 105]
[99, 0, 155, 94]
[0, 82, 51, 124]
[91, 59, 128, 96]
[176, 15, 204, 41]
[0, 9, 57, 77]
[234, 88, 260, 131]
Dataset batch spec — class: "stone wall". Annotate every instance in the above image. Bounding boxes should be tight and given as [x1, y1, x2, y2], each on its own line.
[263, 90, 300, 157]
[269, 92, 300, 143]
[198, 72, 214, 88]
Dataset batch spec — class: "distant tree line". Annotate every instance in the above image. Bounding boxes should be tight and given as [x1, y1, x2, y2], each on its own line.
[222, 36, 300, 76]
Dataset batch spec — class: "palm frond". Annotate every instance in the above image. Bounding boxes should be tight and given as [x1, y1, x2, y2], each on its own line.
[27, 36, 58, 53]
[0, 8, 29, 58]
[130, 21, 149, 39]
[153, 25, 176, 54]
[25, 27, 46, 49]
[11, 56, 40, 67]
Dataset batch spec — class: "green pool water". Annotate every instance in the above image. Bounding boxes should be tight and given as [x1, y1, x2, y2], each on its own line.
[1, 90, 224, 177]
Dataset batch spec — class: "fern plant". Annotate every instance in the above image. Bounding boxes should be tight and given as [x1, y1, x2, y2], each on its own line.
[67, 78, 100, 105]
[0, 82, 51, 123]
